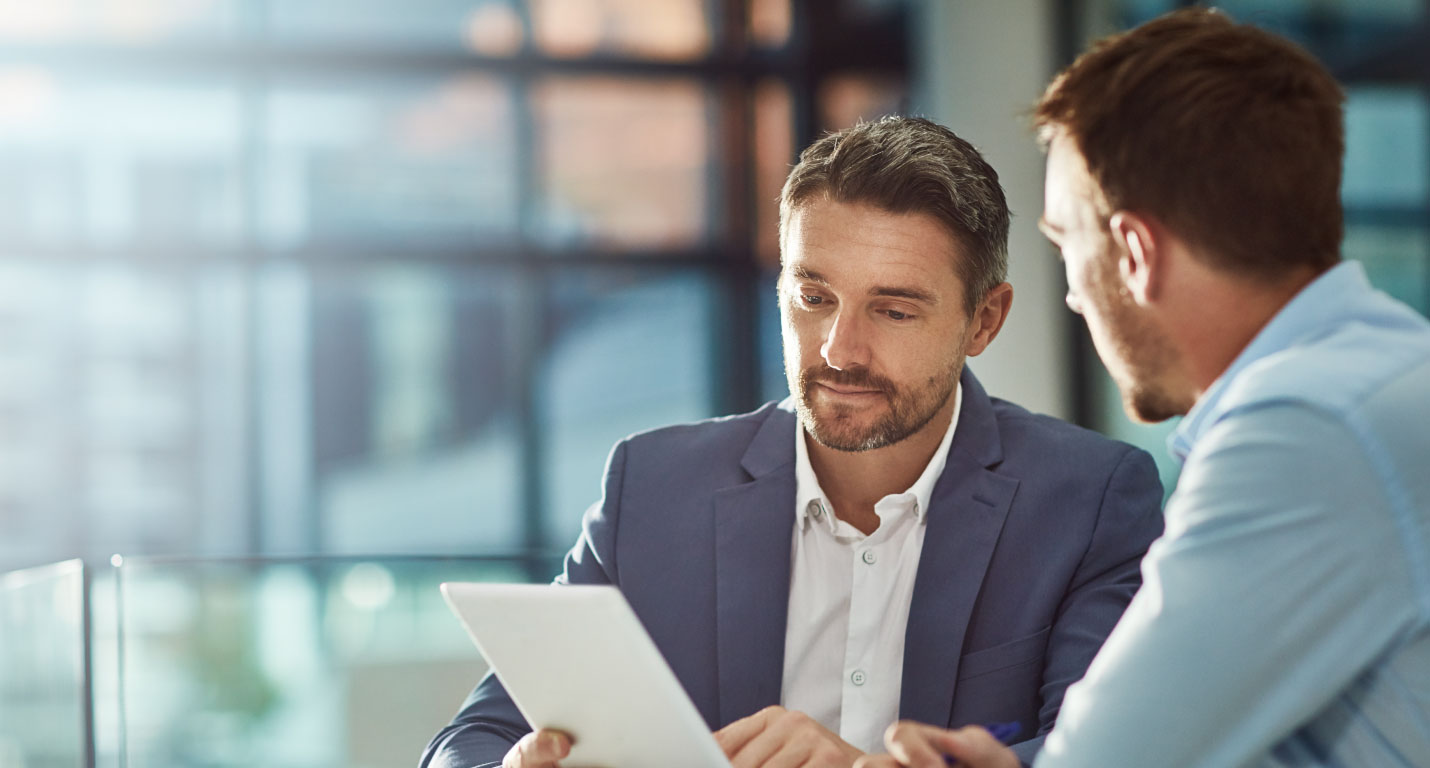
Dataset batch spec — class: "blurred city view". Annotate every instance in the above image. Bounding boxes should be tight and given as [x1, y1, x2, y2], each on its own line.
[0, 2, 911, 764]
[0, 0, 909, 578]
[2, 1, 1429, 766]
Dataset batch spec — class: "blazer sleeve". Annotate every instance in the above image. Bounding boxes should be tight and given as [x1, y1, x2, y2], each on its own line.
[1010, 446, 1163, 766]
[417, 440, 630, 768]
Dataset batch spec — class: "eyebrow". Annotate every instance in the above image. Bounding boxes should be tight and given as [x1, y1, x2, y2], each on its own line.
[785, 265, 939, 305]
[787, 264, 827, 284]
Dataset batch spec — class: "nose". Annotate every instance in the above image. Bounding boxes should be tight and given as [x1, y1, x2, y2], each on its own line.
[820, 309, 871, 370]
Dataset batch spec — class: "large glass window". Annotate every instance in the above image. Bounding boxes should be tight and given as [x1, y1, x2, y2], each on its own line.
[0, 0, 912, 574]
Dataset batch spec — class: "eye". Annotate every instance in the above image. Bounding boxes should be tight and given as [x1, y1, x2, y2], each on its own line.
[801, 293, 825, 306]
[884, 309, 912, 321]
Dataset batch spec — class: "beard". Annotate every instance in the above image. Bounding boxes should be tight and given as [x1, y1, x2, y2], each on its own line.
[1083, 251, 1193, 423]
[1121, 354, 1191, 423]
[791, 357, 961, 453]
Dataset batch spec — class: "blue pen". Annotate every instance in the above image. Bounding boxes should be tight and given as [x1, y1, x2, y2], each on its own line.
[983, 721, 1021, 744]
[944, 722, 1020, 765]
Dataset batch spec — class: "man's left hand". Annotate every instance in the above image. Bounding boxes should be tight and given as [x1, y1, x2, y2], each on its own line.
[715, 705, 865, 768]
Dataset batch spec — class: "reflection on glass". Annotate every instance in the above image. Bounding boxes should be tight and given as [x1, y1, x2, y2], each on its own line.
[113, 557, 534, 768]
[1114, 0, 1178, 25]
[534, 76, 710, 249]
[540, 269, 715, 541]
[0, 559, 88, 768]
[463, 1, 525, 56]
[0, 262, 247, 573]
[267, 0, 523, 55]
[1215, 0, 1419, 23]
[1114, 0, 1419, 28]
[1343, 88, 1429, 209]
[0, 70, 242, 248]
[0, 0, 239, 44]
[263, 76, 518, 250]
[312, 265, 523, 555]
[749, 0, 793, 48]
[532, 0, 709, 60]
[754, 79, 793, 266]
[1345, 226, 1430, 315]
[818, 73, 906, 132]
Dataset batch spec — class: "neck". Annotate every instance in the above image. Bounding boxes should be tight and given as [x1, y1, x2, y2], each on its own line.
[1173, 265, 1323, 401]
[805, 393, 956, 535]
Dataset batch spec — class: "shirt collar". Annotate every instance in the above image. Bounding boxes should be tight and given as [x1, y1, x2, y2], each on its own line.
[1168, 261, 1370, 462]
[794, 382, 962, 532]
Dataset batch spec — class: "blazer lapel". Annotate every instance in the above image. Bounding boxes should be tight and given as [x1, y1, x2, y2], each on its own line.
[714, 403, 798, 727]
[900, 369, 1020, 727]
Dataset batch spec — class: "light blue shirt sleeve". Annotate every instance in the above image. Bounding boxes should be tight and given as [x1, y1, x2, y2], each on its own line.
[1035, 401, 1422, 768]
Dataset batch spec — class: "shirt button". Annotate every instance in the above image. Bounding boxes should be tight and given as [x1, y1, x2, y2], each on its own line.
[850, 669, 867, 686]
[861, 550, 877, 565]
[808, 500, 824, 519]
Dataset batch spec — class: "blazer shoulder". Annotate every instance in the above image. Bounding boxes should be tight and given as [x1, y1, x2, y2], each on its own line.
[987, 395, 1150, 470]
[616, 400, 791, 478]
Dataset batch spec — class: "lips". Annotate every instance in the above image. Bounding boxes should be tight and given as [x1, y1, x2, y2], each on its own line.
[815, 381, 885, 397]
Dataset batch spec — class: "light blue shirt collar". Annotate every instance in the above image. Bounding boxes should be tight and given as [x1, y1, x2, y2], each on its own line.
[1168, 261, 1371, 463]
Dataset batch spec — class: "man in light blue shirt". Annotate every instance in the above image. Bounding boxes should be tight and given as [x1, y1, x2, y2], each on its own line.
[860, 8, 1430, 768]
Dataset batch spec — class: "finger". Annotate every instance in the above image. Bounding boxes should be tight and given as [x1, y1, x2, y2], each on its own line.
[762, 727, 850, 768]
[507, 729, 572, 768]
[853, 757, 901, 768]
[727, 709, 802, 768]
[935, 727, 1020, 768]
[715, 707, 775, 757]
[884, 721, 954, 768]
[728, 724, 786, 768]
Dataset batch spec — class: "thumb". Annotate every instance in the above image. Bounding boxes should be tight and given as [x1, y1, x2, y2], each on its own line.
[509, 729, 573, 767]
[937, 727, 1018, 768]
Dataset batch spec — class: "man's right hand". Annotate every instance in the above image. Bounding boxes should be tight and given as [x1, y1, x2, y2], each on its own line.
[501, 729, 572, 768]
[853, 722, 1020, 768]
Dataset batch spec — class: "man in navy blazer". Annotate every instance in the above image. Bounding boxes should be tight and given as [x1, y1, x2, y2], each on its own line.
[422, 117, 1163, 768]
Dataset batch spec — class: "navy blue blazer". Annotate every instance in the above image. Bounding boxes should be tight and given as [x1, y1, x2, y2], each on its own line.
[422, 369, 1164, 768]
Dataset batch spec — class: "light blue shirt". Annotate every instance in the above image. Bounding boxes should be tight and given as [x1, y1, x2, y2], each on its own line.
[1038, 262, 1430, 767]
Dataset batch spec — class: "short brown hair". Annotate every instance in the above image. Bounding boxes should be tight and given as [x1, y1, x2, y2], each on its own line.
[1034, 8, 1344, 277]
[780, 116, 1010, 313]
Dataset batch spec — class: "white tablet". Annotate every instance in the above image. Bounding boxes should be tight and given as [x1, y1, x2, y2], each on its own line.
[440, 582, 733, 768]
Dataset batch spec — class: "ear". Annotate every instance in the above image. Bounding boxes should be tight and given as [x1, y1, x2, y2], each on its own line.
[964, 282, 1013, 357]
[1108, 211, 1161, 306]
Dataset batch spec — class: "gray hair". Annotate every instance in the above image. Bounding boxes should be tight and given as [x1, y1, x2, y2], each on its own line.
[779, 116, 1010, 313]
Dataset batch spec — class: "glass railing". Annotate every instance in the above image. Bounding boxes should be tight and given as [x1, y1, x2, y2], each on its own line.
[0, 553, 556, 768]
[0, 558, 92, 768]
[109, 555, 550, 768]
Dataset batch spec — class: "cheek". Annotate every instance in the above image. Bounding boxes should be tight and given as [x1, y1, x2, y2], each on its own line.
[886, 323, 962, 374]
[1063, 254, 1093, 303]
[780, 309, 820, 362]
[1080, 298, 1136, 379]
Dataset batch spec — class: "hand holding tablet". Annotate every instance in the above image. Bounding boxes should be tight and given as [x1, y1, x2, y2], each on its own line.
[441, 583, 734, 768]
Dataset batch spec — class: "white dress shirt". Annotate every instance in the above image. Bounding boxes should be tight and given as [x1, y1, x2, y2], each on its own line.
[780, 384, 961, 755]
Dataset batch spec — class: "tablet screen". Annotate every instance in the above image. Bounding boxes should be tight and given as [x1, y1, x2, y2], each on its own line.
[442, 582, 733, 768]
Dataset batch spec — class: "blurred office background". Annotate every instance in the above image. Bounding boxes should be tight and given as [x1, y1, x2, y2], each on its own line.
[0, 1, 1427, 766]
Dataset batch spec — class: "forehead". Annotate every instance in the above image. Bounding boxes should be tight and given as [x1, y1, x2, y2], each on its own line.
[783, 198, 964, 284]
[1043, 133, 1104, 226]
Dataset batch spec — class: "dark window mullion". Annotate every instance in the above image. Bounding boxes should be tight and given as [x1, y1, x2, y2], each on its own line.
[242, 0, 269, 555]
[513, 2, 551, 579]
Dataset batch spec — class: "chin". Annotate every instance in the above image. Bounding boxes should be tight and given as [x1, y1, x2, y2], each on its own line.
[1122, 383, 1189, 424]
[802, 409, 878, 451]
[810, 410, 874, 438]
